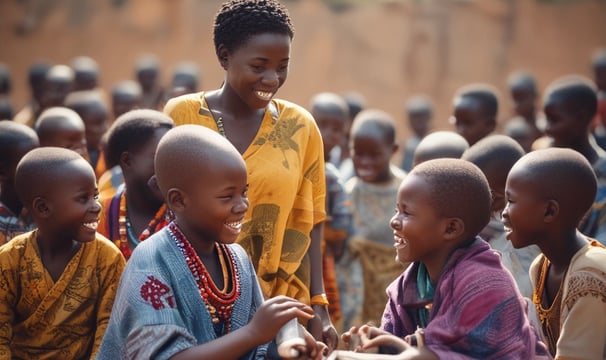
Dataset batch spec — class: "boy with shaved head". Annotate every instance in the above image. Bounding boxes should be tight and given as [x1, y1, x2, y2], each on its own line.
[462, 134, 540, 298]
[0, 147, 125, 358]
[339, 158, 549, 359]
[35, 106, 88, 159]
[412, 130, 468, 167]
[503, 148, 606, 358]
[539, 76, 606, 245]
[98, 125, 326, 359]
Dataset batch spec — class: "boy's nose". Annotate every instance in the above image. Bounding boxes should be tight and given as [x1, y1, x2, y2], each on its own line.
[234, 198, 249, 214]
[390, 215, 401, 229]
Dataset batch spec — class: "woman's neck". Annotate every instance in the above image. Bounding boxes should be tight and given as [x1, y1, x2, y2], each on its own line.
[210, 86, 265, 120]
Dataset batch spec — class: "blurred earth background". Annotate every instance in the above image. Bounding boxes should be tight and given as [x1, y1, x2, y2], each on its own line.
[1, 0, 605, 163]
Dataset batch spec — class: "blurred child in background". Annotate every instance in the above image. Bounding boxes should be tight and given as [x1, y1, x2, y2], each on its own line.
[0, 121, 39, 244]
[310, 92, 353, 331]
[343, 109, 407, 327]
[399, 95, 433, 172]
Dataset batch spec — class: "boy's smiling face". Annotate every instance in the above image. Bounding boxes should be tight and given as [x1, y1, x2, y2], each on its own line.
[44, 159, 100, 243]
[176, 154, 249, 247]
[502, 168, 548, 249]
[390, 174, 447, 265]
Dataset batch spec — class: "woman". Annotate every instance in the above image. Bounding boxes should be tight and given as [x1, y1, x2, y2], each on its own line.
[164, 0, 337, 351]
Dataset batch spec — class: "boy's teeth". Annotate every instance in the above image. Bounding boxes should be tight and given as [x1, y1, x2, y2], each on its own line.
[226, 221, 242, 230]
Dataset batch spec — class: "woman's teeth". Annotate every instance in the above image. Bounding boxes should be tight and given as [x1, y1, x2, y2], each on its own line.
[84, 221, 98, 230]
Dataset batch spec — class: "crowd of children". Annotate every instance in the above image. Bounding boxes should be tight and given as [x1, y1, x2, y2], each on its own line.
[1, 0, 606, 359]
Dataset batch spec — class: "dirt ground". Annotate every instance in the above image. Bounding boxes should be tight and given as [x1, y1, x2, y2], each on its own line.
[1, 0, 606, 161]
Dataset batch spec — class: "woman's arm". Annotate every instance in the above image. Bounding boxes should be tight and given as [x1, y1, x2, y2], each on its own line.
[308, 222, 339, 352]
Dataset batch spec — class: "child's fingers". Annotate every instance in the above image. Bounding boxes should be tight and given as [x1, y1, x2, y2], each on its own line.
[361, 334, 409, 352]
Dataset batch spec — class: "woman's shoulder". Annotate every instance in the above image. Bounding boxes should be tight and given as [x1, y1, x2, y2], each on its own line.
[163, 91, 205, 114]
[273, 98, 314, 122]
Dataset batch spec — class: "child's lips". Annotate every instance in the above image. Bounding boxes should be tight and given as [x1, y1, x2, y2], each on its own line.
[224, 219, 244, 234]
[394, 234, 408, 248]
[502, 223, 513, 238]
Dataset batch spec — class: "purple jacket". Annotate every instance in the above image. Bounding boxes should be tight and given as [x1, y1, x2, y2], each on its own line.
[381, 238, 551, 359]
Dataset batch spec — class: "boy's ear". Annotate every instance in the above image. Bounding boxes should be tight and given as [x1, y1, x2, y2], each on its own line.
[443, 217, 465, 241]
[32, 196, 51, 218]
[120, 151, 132, 169]
[166, 188, 186, 212]
[543, 199, 559, 223]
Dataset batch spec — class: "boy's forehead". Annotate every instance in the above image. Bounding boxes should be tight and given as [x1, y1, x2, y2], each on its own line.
[38, 158, 95, 194]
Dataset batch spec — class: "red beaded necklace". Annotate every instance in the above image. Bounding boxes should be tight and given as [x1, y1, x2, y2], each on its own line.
[118, 191, 170, 259]
[168, 222, 240, 333]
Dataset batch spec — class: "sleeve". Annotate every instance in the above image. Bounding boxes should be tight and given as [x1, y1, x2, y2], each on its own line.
[163, 93, 204, 127]
[556, 268, 606, 359]
[91, 243, 126, 358]
[0, 245, 17, 358]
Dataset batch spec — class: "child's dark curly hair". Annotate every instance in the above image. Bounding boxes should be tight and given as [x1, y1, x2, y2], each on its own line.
[213, 0, 295, 55]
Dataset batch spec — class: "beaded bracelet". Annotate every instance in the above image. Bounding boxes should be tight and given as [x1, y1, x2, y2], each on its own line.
[310, 293, 329, 306]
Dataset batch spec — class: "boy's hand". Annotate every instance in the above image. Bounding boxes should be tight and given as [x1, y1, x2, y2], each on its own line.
[248, 295, 314, 344]
[341, 325, 390, 353]
[358, 325, 408, 353]
[282, 327, 328, 360]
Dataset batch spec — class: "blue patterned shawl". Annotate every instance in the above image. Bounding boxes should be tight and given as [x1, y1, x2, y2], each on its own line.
[96, 226, 266, 360]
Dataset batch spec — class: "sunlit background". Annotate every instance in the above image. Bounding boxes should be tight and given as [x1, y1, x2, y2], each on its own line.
[1, 0, 605, 163]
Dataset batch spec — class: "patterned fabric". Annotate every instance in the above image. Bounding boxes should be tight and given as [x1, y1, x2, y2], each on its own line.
[480, 217, 541, 299]
[98, 186, 170, 259]
[0, 201, 36, 245]
[0, 230, 125, 359]
[381, 238, 551, 359]
[96, 227, 267, 360]
[341, 165, 407, 326]
[350, 236, 407, 326]
[579, 157, 606, 245]
[91, 149, 107, 180]
[530, 239, 606, 359]
[323, 163, 352, 327]
[98, 165, 124, 203]
[164, 92, 327, 304]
